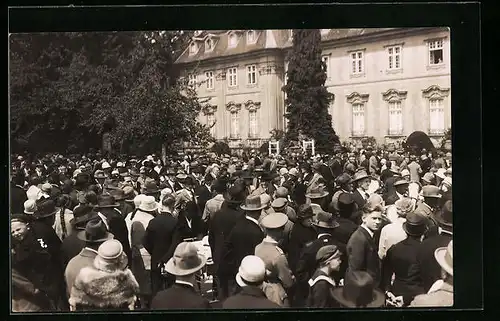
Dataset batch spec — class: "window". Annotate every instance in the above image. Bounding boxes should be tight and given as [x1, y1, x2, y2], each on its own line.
[322, 55, 330, 78]
[189, 42, 198, 55]
[429, 99, 445, 134]
[228, 67, 238, 87]
[205, 71, 214, 90]
[429, 39, 444, 65]
[387, 46, 402, 70]
[352, 103, 365, 136]
[247, 65, 257, 85]
[249, 110, 258, 138]
[230, 111, 239, 138]
[388, 101, 403, 135]
[351, 51, 364, 74]
[207, 113, 216, 136]
[228, 33, 238, 48]
[205, 38, 214, 52]
[247, 30, 256, 44]
[188, 74, 197, 87]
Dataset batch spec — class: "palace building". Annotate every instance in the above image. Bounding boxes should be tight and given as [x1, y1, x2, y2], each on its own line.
[174, 28, 451, 149]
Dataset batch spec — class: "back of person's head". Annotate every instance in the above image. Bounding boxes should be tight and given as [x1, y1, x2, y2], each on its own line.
[29, 175, 40, 186]
[386, 161, 392, 169]
[87, 184, 99, 195]
[85, 191, 98, 206]
[161, 193, 175, 209]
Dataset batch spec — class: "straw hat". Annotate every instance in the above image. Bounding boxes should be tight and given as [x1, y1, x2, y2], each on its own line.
[261, 213, 288, 229]
[351, 170, 371, 183]
[434, 240, 453, 276]
[94, 239, 128, 272]
[138, 196, 158, 212]
[240, 195, 267, 211]
[164, 241, 207, 276]
[236, 255, 266, 287]
[305, 185, 329, 199]
[23, 199, 37, 215]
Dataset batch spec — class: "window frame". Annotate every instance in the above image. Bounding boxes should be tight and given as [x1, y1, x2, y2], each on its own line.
[388, 100, 403, 136]
[230, 111, 240, 138]
[188, 73, 197, 87]
[247, 30, 257, 44]
[205, 71, 214, 90]
[352, 102, 366, 137]
[228, 33, 238, 48]
[205, 38, 214, 52]
[227, 67, 238, 88]
[428, 39, 445, 66]
[207, 113, 216, 137]
[248, 110, 258, 138]
[429, 98, 445, 135]
[189, 42, 198, 55]
[387, 45, 402, 70]
[246, 64, 257, 85]
[350, 50, 365, 75]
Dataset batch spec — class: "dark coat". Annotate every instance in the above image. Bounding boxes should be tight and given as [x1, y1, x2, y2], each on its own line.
[98, 208, 132, 265]
[288, 222, 317, 274]
[143, 213, 178, 270]
[221, 216, 264, 278]
[380, 169, 394, 184]
[151, 283, 211, 310]
[12, 268, 53, 312]
[352, 189, 368, 210]
[416, 232, 452, 292]
[381, 237, 425, 304]
[346, 226, 382, 288]
[11, 183, 27, 214]
[61, 231, 86, 268]
[307, 269, 339, 308]
[196, 185, 212, 214]
[331, 217, 358, 246]
[223, 286, 281, 309]
[384, 191, 400, 206]
[208, 204, 244, 274]
[172, 210, 204, 246]
[30, 221, 64, 273]
[118, 201, 134, 219]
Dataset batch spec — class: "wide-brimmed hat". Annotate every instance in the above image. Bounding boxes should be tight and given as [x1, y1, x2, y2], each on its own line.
[165, 241, 207, 276]
[240, 195, 267, 211]
[422, 172, 435, 183]
[394, 198, 414, 216]
[107, 187, 126, 201]
[400, 169, 410, 178]
[236, 255, 266, 287]
[95, 195, 120, 208]
[40, 183, 52, 193]
[313, 211, 340, 229]
[336, 173, 352, 186]
[435, 168, 447, 179]
[394, 178, 410, 187]
[241, 170, 254, 180]
[142, 179, 160, 195]
[332, 271, 385, 308]
[351, 170, 371, 183]
[261, 172, 279, 182]
[422, 185, 441, 198]
[94, 170, 106, 179]
[23, 199, 37, 215]
[305, 185, 329, 199]
[70, 207, 99, 229]
[434, 240, 453, 276]
[288, 168, 299, 177]
[434, 200, 453, 228]
[297, 204, 314, 220]
[77, 219, 114, 243]
[138, 196, 159, 212]
[402, 212, 428, 237]
[94, 239, 128, 272]
[271, 197, 287, 209]
[123, 186, 138, 201]
[223, 185, 246, 204]
[33, 199, 58, 219]
[261, 212, 288, 229]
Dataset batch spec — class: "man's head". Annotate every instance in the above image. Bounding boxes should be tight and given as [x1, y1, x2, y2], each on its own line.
[297, 204, 314, 227]
[361, 207, 384, 232]
[316, 245, 342, 273]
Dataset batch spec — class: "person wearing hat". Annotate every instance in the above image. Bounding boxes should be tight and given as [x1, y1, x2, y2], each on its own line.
[254, 213, 295, 307]
[202, 178, 227, 225]
[220, 195, 266, 298]
[407, 155, 423, 183]
[23, 199, 37, 218]
[11, 173, 28, 215]
[421, 172, 436, 186]
[351, 170, 373, 210]
[69, 239, 140, 311]
[381, 211, 428, 306]
[332, 270, 385, 308]
[151, 241, 211, 309]
[379, 159, 395, 184]
[11, 214, 64, 311]
[384, 178, 409, 206]
[306, 162, 326, 192]
[64, 219, 114, 295]
[208, 184, 246, 300]
[269, 198, 295, 253]
[274, 187, 298, 221]
[410, 240, 453, 307]
[128, 168, 142, 192]
[331, 193, 358, 246]
[416, 200, 453, 292]
[330, 173, 353, 214]
[305, 184, 330, 220]
[346, 203, 384, 289]
[307, 245, 343, 308]
[295, 211, 343, 307]
[141, 178, 161, 201]
[222, 255, 281, 309]
[414, 185, 442, 238]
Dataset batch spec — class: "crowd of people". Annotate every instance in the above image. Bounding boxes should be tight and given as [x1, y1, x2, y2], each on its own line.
[10, 144, 453, 311]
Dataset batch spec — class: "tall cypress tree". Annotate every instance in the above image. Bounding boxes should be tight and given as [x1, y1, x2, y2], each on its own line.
[282, 29, 339, 154]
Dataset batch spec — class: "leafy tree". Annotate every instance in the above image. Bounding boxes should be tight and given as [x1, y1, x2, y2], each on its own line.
[282, 29, 339, 154]
[211, 141, 230, 156]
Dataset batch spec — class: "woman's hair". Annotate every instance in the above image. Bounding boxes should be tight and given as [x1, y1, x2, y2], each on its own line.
[29, 175, 40, 186]
[57, 194, 71, 240]
[84, 191, 98, 206]
[162, 194, 175, 209]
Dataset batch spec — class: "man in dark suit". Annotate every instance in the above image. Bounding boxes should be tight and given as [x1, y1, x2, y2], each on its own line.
[195, 184, 212, 234]
[220, 195, 265, 298]
[151, 242, 211, 310]
[331, 193, 359, 246]
[384, 179, 409, 206]
[208, 185, 246, 300]
[11, 174, 27, 214]
[351, 170, 372, 210]
[61, 206, 98, 267]
[287, 204, 316, 275]
[143, 194, 178, 296]
[346, 205, 384, 289]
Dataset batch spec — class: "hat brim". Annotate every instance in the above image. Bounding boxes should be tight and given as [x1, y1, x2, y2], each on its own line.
[76, 230, 114, 243]
[70, 212, 98, 227]
[138, 204, 159, 212]
[402, 222, 427, 237]
[34, 208, 58, 219]
[312, 220, 340, 229]
[351, 174, 372, 183]
[394, 181, 410, 187]
[331, 287, 386, 308]
[240, 204, 267, 211]
[96, 204, 120, 208]
[144, 189, 160, 195]
[433, 212, 453, 228]
[164, 254, 207, 276]
[434, 247, 453, 276]
[305, 192, 330, 199]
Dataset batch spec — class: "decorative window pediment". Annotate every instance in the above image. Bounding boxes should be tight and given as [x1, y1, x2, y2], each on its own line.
[244, 100, 261, 111]
[346, 92, 369, 104]
[226, 101, 242, 113]
[202, 104, 217, 116]
[382, 89, 408, 102]
[422, 85, 450, 99]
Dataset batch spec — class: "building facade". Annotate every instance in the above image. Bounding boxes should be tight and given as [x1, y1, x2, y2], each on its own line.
[175, 28, 451, 148]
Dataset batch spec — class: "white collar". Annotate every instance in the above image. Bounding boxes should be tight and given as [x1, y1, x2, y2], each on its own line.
[357, 188, 369, 198]
[308, 274, 336, 287]
[263, 236, 278, 244]
[245, 215, 260, 227]
[317, 233, 331, 239]
[438, 227, 453, 236]
[175, 280, 194, 288]
[84, 247, 99, 254]
[361, 224, 375, 238]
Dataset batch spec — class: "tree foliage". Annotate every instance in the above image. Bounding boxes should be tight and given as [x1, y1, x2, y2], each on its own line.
[10, 31, 213, 155]
[282, 29, 340, 154]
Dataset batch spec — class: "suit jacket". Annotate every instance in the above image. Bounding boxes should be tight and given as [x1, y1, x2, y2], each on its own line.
[11, 183, 27, 214]
[196, 185, 212, 214]
[151, 283, 211, 310]
[221, 216, 264, 277]
[381, 237, 425, 304]
[331, 217, 358, 246]
[99, 208, 132, 264]
[307, 269, 339, 308]
[30, 221, 64, 273]
[64, 248, 98, 296]
[346, 226, 382, 288]
[416, 232, 452, 292]
[287, 222, 317, 274]
[223, 286, 281, 309]
[384, 191, 401, 206]
[171, 212, 203, 247]
[352, 189, 369, 210]
[61, 232, 86, 268]
[143, 213, 178, 270]
[208, 204, 244, 274]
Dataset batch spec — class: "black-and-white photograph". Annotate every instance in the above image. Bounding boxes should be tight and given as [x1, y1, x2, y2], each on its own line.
[10, 26, 453, 312]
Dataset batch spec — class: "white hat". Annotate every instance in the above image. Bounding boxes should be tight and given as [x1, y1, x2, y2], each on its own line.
[133, 194, 146, 208]
[73, 169, 82, 178]
[138, 196, 158, 212]
[236, 255, 266, 287]
[116, 162, 124, 168]
[279, 168, 288, 176]
[436, 168, 447, 179]
[434, 240, 453, 276]
[288, 168, 299, 177]
[102, 162, 111, 170]
[442, 177, 452, 187]
[23, 199, 37, 215]
[400, 169, 410, 177]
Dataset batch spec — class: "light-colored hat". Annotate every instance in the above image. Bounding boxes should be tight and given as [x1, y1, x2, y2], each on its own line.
[288, 168, 299, 177]
[165, 241, 207, 276]
[305, 185, 329, 199]
[102, 162, 111, 170]
[442, 177, 452, 187]
[279, 168, 288, 176]
[236, 255, 266, 287]
[422, 172, 435, 183]
[394, 198, 414, 216]
[133, 194, 146, 208]
[259, 194, 272, 207]
[241, 195, 267, 211]
[434, 240, 453, 276]
[94, 239, 128, 272]
[116, 162, 125, 168]
[275, 187, 289, 198]
[422, 185, 441, 198]
[390, 165, 400, 174]
[271, 197, 287, 209]
[23, 199, 37, 215]
[41, 183, 52, 193]
[436, 168, 447, 179]
[261, 212, 288, 229]
[138, 196, 158, 212]
[400, 169, 410, 177]
[394, 178, 410, 187]
[351, 170, 371, 182]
